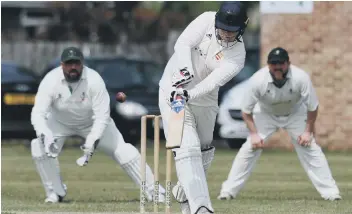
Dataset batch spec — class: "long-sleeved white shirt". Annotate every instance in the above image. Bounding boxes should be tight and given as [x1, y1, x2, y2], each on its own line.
[242, 65, 319, 116]
[159, 11, 246, 106]
[31, 66, 111, 144]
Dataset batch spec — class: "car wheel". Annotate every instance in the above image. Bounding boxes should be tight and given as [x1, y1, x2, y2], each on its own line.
[226, 139, 246, 149]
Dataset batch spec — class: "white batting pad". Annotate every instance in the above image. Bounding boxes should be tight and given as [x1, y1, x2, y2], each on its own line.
[120, 153, 165, 201]
[174, 147, 214, 213]
[31, 139, 66, 197]
[172, 181, 187, 203]
[201, 146, 215, 175]
[173, 146, 215, 204]
[180, 202, 191, 214]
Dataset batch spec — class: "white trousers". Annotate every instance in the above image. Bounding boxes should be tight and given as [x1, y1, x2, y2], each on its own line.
[220, 109, 340, 198]
[31, 116, 164, 200]
[159, 88, 218, 213]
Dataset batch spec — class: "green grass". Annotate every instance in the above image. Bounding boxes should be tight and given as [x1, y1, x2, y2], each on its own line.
[2, 143, 352, 213]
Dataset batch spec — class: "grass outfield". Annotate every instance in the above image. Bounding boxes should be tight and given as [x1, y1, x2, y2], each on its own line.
[2, 143, 352, 214]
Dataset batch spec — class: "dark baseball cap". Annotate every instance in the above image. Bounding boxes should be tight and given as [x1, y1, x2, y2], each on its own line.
[267, 47, 289, 64]
[61, 47, 84, 62]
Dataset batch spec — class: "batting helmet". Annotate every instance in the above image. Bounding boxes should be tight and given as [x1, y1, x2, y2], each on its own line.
[215, 1, 249, 43]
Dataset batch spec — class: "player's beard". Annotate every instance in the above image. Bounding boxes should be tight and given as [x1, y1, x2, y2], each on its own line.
[270, 68, 289, 88]
[64, 69, 82, 83]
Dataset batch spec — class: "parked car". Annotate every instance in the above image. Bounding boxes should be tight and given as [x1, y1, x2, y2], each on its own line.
[217, 63, 258, 149]
[1, 61, 40, 139]
[41, 57, 165, 144]
[215, 49, 260, 144]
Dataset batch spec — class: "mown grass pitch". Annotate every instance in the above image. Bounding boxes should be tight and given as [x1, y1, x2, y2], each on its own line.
[2, 143, 352, 214]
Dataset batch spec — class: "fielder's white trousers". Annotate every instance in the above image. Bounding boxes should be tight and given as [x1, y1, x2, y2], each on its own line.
[220, 109, 340, 199]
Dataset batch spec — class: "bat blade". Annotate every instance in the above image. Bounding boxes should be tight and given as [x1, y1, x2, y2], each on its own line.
[166, 97, 185, 149]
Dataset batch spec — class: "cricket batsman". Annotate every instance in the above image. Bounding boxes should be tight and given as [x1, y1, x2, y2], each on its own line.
[218, 47, 341, 201]
[158, 2, 249, 213]
[30, 47, 165, 203]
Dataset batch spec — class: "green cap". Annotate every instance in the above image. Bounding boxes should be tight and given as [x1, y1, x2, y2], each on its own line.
[61, 47, 84, 62]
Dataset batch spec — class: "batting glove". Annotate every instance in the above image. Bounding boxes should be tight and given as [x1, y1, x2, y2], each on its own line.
[170, 87, 190, 103]
[171, 67, 194, 88]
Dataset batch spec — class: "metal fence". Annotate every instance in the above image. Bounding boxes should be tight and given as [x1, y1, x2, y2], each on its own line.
[1, 41, 167, 74]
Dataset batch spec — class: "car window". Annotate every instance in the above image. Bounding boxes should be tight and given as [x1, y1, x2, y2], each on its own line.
[1, 64, 36, 83]
[89, 59, 145, 88]
[142, 63, 164, 86]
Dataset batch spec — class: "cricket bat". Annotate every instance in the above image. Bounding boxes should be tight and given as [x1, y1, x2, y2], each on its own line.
[166, 95, 185, 149]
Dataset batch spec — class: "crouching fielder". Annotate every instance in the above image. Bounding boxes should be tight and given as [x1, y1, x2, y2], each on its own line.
[218, 47, 341, 201]
[159, 2, 249, 213]
[31, 47, 165, 203]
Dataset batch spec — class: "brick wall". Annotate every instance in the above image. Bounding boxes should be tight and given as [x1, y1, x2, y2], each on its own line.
[260, 2, 352, 151]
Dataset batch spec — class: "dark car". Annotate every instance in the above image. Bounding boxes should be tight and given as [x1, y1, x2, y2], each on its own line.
[41, 57, 164, 144]
[1, 61, 40, 139]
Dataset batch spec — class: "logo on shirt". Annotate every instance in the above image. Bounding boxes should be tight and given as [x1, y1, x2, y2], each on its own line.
[206, 33, 212, 39]
[215, 51, 223, 61]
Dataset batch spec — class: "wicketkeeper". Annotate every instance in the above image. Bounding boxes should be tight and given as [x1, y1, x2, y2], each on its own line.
[31, 47, 165, 203]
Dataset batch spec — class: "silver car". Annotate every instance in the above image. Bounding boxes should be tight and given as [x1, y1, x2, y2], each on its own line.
[217, 79, 251, 149]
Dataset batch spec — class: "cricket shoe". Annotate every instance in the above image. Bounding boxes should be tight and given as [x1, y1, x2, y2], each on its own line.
[217, 192, 234, 200]
[179, 202, 191, 214]
[156, 192, 166, 203]
[146, 191, 165, 203]
[323, 194, 342, 201]
[195, 206, 214, 214]
[44, 184, 67, 203]
[172, 183, 190, 214]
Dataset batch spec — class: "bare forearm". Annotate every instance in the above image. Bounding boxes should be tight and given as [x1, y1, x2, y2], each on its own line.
[242, 112, 258, 134]
[305, 107, 318, 133]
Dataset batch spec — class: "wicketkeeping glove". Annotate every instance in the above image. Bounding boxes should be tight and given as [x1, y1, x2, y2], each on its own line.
[171, 67, 194, 88]
[76, 140, 100, 166]
[41, 134, 59, 158]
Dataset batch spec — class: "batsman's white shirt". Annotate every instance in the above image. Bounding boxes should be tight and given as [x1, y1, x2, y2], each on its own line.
[242, 65, 319, 115]
[159, 11, 246, 106]
[31, 66, 110, 144]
